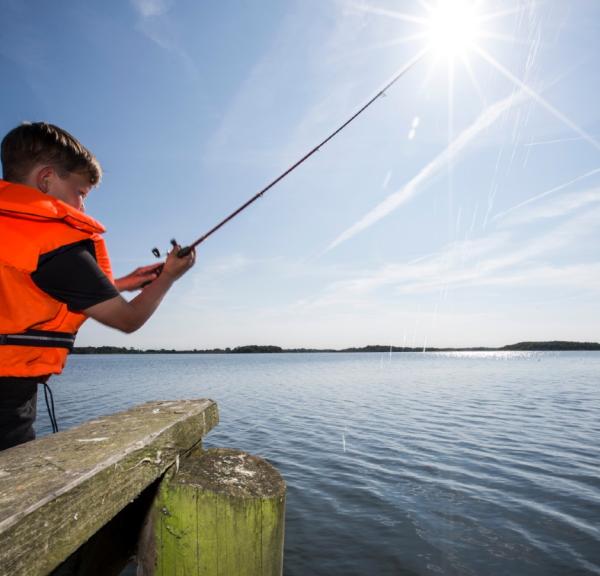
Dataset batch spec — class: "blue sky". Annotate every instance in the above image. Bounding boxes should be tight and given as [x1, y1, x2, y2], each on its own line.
[2, 0, 599, 348]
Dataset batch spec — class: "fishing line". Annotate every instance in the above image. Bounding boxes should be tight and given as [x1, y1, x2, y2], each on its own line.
[42, 381, 59, 433]
[153, 49, 428, 258]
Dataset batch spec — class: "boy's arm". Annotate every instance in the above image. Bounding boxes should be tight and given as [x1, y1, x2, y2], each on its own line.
[83, 246, 195, 333]
[114, 263, 164, 292]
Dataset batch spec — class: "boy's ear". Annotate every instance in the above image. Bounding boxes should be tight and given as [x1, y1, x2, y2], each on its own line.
[35, 166, 56, 194]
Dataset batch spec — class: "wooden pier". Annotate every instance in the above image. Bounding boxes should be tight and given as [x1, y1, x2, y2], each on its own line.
[0, 400, 286, 576]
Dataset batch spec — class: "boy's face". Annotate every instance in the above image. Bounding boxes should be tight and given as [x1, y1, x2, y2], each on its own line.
[42, 170, 92, 212]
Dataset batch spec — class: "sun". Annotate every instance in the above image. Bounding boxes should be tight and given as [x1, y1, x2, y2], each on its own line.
[424, 0, 483, 59]
[355, 0, 600, 152]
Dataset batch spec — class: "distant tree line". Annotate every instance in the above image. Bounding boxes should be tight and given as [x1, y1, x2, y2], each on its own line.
[500, 341, 600, 351]
[71, 341, 600, 354]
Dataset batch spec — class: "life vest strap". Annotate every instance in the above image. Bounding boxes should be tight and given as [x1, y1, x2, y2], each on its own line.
[0, 330, 75, 351]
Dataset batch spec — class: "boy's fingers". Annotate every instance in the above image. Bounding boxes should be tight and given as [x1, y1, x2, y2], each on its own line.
[141, 264, 164, 280]
[138, 263, 163, 273]
[182, 248, 196, 267]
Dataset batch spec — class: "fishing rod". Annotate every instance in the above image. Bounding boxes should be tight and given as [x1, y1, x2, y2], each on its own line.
[154, 49, 428, 259]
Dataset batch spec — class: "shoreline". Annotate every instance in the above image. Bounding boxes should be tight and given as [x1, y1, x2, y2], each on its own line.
[72, 341, 600, 354]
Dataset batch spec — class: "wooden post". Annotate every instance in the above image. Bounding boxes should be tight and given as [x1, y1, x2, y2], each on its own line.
[138, 448, 286, 576]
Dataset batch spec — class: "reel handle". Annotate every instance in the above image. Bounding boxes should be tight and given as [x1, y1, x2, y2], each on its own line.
[151, 239, 193, 259]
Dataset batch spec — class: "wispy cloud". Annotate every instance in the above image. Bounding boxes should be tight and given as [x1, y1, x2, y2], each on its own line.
[326, 89, 528, 251]
[498, 186, 600, 227]
[177, 253, 286, 312]
[204, 1, 369, 167]
[301, 205, 600, 311]
[203, 253, 283, 277]
[524, 135, 596, 147]
[493, 167, 600, 224]
[130, 0, 172, 18]
[129, 0, 198, 81]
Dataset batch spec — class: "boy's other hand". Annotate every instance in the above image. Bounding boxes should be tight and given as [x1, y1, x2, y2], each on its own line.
[114, 263, 164, 292]
[161, 244, 196, 282]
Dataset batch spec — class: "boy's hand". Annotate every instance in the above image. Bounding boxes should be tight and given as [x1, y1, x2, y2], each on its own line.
[85, 245, 196, 333]
[161, 243, 196, 281]
[114, 263, 164, 292]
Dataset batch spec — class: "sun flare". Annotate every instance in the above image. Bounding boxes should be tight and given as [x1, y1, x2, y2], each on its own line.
[356, 1, 600, 151]
[425, 0, 482, 58]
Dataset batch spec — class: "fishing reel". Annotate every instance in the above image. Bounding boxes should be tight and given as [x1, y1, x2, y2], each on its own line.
[152, 239, 193, 259]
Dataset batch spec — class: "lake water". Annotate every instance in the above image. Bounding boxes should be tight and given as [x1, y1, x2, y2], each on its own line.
[38, 352, 600, 575]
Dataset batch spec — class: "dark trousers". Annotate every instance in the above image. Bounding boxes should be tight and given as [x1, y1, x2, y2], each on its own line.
[0, 378, 39, 451]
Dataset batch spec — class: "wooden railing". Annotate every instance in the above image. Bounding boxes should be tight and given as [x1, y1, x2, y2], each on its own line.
[0, 400, 285, 576]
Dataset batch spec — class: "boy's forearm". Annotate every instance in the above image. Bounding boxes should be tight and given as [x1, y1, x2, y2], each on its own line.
[121, 274, 176, 332]
[84, 246, 195, 333]
[84, 273, 176, 333]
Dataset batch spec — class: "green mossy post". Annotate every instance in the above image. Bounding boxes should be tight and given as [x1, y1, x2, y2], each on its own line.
[138, 448, 286, 576]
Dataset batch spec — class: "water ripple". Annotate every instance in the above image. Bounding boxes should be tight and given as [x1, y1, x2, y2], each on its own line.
[40, 351, 600, 575]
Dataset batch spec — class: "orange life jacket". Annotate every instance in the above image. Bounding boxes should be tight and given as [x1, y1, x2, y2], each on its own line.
[0, 180, 114, 377]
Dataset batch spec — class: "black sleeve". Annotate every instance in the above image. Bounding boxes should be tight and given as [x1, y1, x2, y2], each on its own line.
[31, 240, 120, 312]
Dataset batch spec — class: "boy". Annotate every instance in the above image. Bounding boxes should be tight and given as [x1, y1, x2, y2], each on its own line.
[0, 122, 196, 450]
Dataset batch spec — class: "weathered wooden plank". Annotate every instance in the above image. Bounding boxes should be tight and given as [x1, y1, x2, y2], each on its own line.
[50, 480, 160, 576]
[0, 399, 219, 576]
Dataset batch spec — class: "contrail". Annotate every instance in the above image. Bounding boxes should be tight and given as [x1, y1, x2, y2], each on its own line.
[351, 3, 428, 26]
[326, 89, 527, 251]
[492, 167, 600, 222]
[524, 135, 595, 147]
